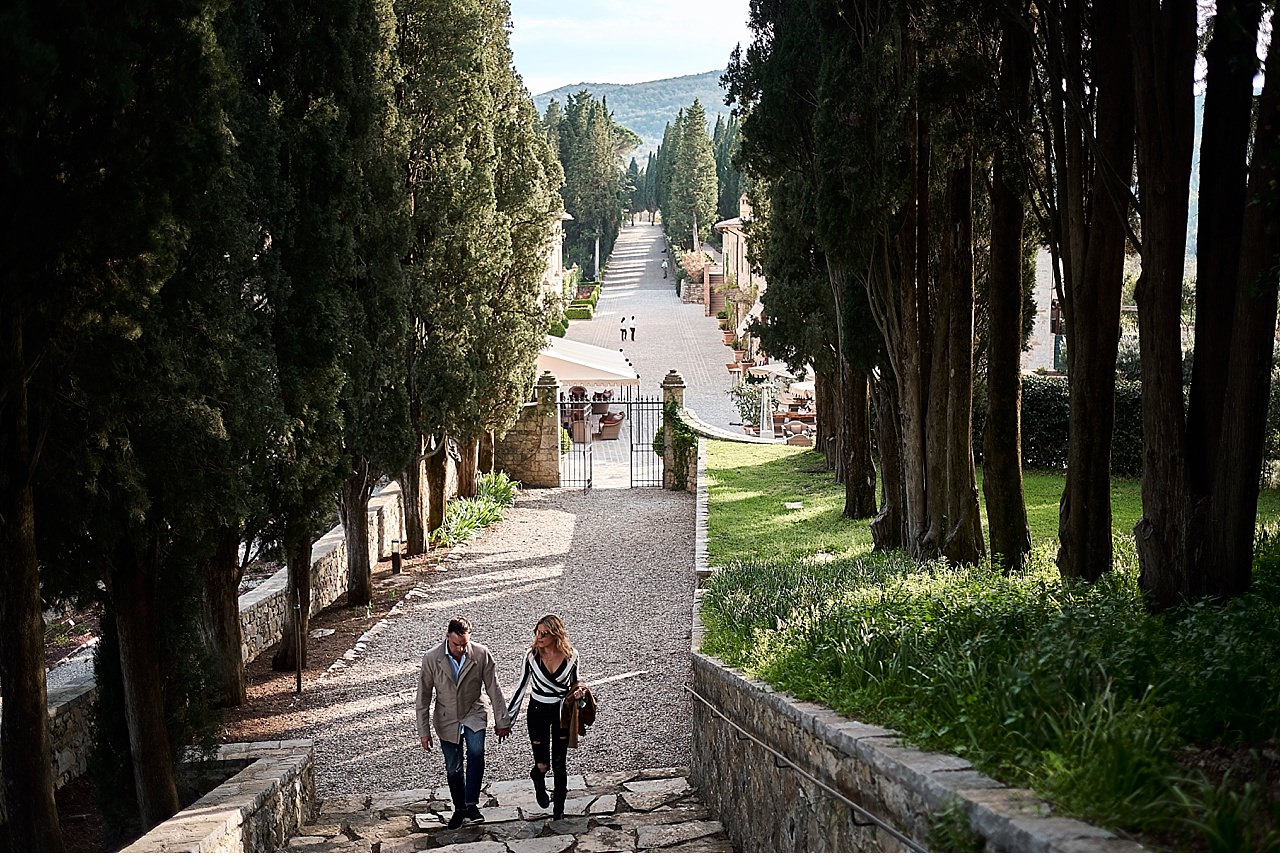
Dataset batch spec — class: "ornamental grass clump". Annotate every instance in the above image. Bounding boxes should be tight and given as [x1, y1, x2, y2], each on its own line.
[432, 471, 520, 547]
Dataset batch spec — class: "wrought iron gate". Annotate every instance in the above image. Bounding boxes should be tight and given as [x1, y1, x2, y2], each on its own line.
[559, 398, 593, 491]
[625, 393, 664, 487]
[558, 391, 664, 489]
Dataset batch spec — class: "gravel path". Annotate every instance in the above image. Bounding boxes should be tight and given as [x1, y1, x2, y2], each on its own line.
[280, 486, 697, 797]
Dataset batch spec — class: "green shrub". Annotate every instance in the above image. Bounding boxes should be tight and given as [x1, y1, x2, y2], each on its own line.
[565, 305, 593, 320]
[728, 378, 774, 425]
[433, 472, 520, 546]
[549, 320, 566, 337]
[973, 374, 1142, 476]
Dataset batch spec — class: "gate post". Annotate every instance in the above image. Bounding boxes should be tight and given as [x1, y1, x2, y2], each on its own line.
[661, 369, 688, 491]
[536, 371, 561, 488]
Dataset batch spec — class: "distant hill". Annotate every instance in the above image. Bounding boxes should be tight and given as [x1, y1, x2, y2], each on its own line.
[533, 70, 729, 162]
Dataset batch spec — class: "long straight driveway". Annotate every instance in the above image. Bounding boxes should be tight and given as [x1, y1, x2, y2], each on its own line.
[566, 223, 742, 431]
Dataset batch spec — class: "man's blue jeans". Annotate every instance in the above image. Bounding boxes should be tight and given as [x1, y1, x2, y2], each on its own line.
[440, 725, 485, 810]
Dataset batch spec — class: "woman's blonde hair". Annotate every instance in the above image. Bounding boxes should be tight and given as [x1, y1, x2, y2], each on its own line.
[531, 614, 574, 660]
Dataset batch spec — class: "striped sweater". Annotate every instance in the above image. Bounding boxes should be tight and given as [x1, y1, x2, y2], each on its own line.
[506, 649, 579, 723]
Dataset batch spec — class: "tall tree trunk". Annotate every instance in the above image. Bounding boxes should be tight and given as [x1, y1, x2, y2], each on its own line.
[870, 368, 907, 551]
[819, 363, 839, 471]
[341, 461, 374, 608]
[841, 360, 877, 518]
[111, 540, 180, 829]
[1131, 0, 1197, 608]
[830, 370, 847, 483]
[425, 439, 448, 539]
[478, 430, 495, 474]
[1208, 36, 1280, 601]
[0, 315, 63, 849]
[941, 156, 985, 565]
[271, 532, 312, 673]
[399, 436, 428, 555]
[199, 527, 245, 708]
[814, 365, 836, 466]
[1186, 0, 1263, 493]
[984, 7, 1033, 572]
[1057, 0, 1134, 582]
[456, 437, 480, 498]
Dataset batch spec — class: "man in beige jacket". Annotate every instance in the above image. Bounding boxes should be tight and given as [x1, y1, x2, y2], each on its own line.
[416, 616, 511, 829]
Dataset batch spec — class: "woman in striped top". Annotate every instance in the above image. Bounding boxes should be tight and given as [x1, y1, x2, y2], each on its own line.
[506, 614, 588, 819]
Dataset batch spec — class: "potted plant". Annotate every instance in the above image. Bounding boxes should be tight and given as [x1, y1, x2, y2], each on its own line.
[731, 337, 747, 363]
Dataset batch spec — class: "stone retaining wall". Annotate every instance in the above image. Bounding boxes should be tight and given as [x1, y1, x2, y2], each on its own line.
[47, 678, 98, 792]
[689, 618, 1144, 853]
[122, 741, 315, 853]
[239, 480, 405, 664]
[493, 373, 561, 488]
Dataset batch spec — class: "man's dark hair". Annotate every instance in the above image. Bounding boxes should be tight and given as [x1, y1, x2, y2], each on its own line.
[447, 616, 471, 636]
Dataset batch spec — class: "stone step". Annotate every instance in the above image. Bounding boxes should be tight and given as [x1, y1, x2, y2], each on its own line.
[285, 767, 733, 853]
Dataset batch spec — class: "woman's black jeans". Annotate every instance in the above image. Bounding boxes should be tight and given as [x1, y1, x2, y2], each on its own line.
[527, 698, 569, 804]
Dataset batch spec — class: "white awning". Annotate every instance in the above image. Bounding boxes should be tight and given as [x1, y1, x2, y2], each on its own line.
[537, 337, 640, 386]
[746, 362, 798, 380]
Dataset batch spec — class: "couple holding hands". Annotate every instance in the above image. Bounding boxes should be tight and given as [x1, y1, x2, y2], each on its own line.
[416, 614, 594, 829]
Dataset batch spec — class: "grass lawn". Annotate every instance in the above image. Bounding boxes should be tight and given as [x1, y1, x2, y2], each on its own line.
[706, 440, 1280, 566]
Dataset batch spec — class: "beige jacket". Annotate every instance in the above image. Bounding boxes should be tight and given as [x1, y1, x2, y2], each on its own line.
[416, 640, 511, 741]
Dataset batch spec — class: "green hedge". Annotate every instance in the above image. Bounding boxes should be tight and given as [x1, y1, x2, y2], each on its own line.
[972, 374, 1143, 476]
[549, 320, 566, 337]
[566, 305, 593, 320]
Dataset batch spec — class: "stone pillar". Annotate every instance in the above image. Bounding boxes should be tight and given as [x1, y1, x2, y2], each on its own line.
[493, 372, 562, 488]
[661, 369, 687, 491]
[535, 371, 561, 488]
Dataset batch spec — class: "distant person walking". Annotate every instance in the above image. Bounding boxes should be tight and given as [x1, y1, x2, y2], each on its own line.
[417, 617, 511, 830]
[630, 316, 636, 342]
[620, 317, 628, 342]
[661, 258, 668, 279]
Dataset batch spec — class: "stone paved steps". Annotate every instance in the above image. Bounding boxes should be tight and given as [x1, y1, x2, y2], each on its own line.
[285, 767, 733, 853]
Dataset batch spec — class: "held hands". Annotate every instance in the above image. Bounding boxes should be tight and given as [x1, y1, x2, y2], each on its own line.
[495, 726, 511, 743]
[572, 685, 586, 700]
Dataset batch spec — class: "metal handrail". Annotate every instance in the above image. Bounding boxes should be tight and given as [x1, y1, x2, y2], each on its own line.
[684, 684, 926, 853]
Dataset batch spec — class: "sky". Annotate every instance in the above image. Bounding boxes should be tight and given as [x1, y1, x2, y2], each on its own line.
[508, 0, 754, 96]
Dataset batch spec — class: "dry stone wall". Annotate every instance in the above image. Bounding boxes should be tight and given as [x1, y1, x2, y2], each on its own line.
[688, 611, 1143, 853]
[122, 741, 315, 853]
[493, 373, 561, 488]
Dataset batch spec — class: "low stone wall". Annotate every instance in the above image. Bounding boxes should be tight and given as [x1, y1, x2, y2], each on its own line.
[690, 625, 1145, 852]
[239, 481, 406, 664]
[494, 373, 560, 488]
[47, 679, 98, 792]
[122, 741, 315, 853]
